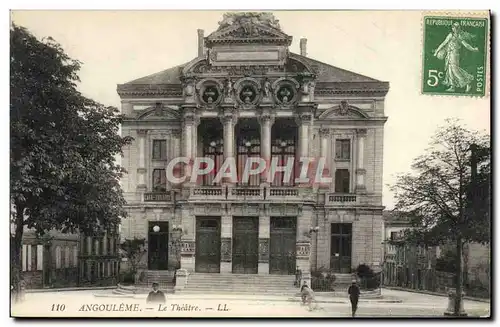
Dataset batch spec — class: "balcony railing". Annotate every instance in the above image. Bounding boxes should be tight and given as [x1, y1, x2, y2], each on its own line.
[228, 186, 263, 200]
[143, 191, 174, 202]
[325, 193, 358, 206]
[266, 187, 300, 200]
[189, 186, 226, 200]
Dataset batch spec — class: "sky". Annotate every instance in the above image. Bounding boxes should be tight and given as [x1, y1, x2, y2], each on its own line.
[10, 10, 491, 209]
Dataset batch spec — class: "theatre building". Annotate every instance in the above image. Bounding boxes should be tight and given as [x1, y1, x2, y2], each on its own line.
[117, 12, 389, 282]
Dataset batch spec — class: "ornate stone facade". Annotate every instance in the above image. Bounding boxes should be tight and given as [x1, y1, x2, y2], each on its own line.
[117, 12, 389, 277]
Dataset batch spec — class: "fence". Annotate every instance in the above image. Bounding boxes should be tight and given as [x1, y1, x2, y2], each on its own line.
[382, 267, 490, 298]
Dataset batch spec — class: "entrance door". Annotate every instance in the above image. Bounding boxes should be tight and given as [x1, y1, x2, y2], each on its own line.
[148, 222, 169, 270]
[269, 217, 296, 275]
[232, 217, 259, 274]
[195, 217, 221, 273]
[330, 223, 352, 273]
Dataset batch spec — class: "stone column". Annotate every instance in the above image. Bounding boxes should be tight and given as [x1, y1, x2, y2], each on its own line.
[318, 128, 331, 189]
[258, 114, 274, 185]
[258, 215, 270, 274]
[182, 111, 196, 183]
[220, 215, 232, 273]
[136, 129, 147, 191]
[180, 206, 195, 272]
[192, 117, 200, 160]
[355, 129, 367, 192]
[296, 206, 312, 286]
[295, 113, 313, 185]
[220, 112, 238, 184]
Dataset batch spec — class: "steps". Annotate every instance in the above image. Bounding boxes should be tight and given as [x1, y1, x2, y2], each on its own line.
[181, 273, 298, 295]
[136, 270, 175, 293]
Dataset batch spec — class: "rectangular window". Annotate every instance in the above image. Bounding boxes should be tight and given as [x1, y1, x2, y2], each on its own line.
[152, 169, 167, 192]
[152, 140, 167, 160]
[37, 245, 44, 271]
[334, 169, 350, 193]
[335, 139, 351, 160]
[390, 232, 398, 241]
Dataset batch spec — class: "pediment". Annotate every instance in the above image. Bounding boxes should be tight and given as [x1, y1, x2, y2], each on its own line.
[136, 105, 180, 120]
[318, 105, 369, 120]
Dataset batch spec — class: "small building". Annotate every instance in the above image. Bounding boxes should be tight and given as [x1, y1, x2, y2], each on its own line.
[78, 227, 121, 287]
[17, 229, 79, 289]
[382, 211, 437, 290]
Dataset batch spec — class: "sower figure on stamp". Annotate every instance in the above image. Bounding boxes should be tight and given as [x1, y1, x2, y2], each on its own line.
[348, 280, 360, 317]
[146, 282, 166, 304]
[433, 22, 479, 93]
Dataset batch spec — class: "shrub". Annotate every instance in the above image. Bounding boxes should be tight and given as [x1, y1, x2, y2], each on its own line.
[120, 271, 135, 285]
[354, 264, 381, 290]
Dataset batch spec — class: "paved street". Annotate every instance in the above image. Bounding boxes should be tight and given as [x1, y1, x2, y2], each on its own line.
[11, 288, 490, 318]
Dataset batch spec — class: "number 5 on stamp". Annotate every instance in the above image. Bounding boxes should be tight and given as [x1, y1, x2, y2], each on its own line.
[422, 14, 489, 97]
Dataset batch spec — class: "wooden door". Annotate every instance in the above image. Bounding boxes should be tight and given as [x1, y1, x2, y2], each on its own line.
[195, 217, 221, 273]
[269, 217, 296, 275]
[232, 217, 259, 274]
[330, 223, 352, 273]
[148, 222, 169, 270]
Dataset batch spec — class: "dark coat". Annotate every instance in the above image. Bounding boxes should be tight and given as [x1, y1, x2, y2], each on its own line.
[146, 290, 166, 304]
[348, 284, 360, 299]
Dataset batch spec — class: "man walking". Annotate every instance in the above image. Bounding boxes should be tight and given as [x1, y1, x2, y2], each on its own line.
[347, 280, 360, 317]
[146, 282, 166, 304]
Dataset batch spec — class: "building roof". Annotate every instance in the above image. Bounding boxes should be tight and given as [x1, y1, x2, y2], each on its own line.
[121, 53, 382, 86]
[383, 210, 412, 227]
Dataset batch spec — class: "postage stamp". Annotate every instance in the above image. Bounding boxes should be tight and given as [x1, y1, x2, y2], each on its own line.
[422, 14, 490, 97]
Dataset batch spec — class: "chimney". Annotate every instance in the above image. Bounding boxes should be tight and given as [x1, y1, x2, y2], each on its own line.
[197, 29, 205, 57]
[300, 38, 307, 57]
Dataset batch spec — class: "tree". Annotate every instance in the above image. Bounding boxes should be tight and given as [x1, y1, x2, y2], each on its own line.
[10, 24, 132, 302]
[119, 238, 147, 283]
[390, 118, 490, 315]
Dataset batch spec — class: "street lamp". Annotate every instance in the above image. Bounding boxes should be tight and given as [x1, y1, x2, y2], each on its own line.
[153, 225, 160, 233]
[210, 141, 216, 148]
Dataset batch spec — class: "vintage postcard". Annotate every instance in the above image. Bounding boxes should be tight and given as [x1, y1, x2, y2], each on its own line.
[10, 10, 491, 318]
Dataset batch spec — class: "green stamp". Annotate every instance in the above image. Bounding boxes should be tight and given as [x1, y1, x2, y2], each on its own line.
[422, 16, 489, 96]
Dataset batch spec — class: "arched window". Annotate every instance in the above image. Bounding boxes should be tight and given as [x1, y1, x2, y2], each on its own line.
[55, 246, 62, 269]
[236, 120, 261, 186]
[73, 246, 78, 268]
[271, 120, 298, 186]
[64, 246, 70, 268]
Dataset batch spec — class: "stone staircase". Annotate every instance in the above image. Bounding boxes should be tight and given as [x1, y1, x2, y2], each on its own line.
[180, 273, 298, 295]
[137, 270, 175, 293]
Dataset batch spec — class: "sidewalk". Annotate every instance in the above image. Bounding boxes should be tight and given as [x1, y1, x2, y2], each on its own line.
[93, 291, 402, 304]
[382, 286, 490, 303]
[26, 286, 116, 293]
